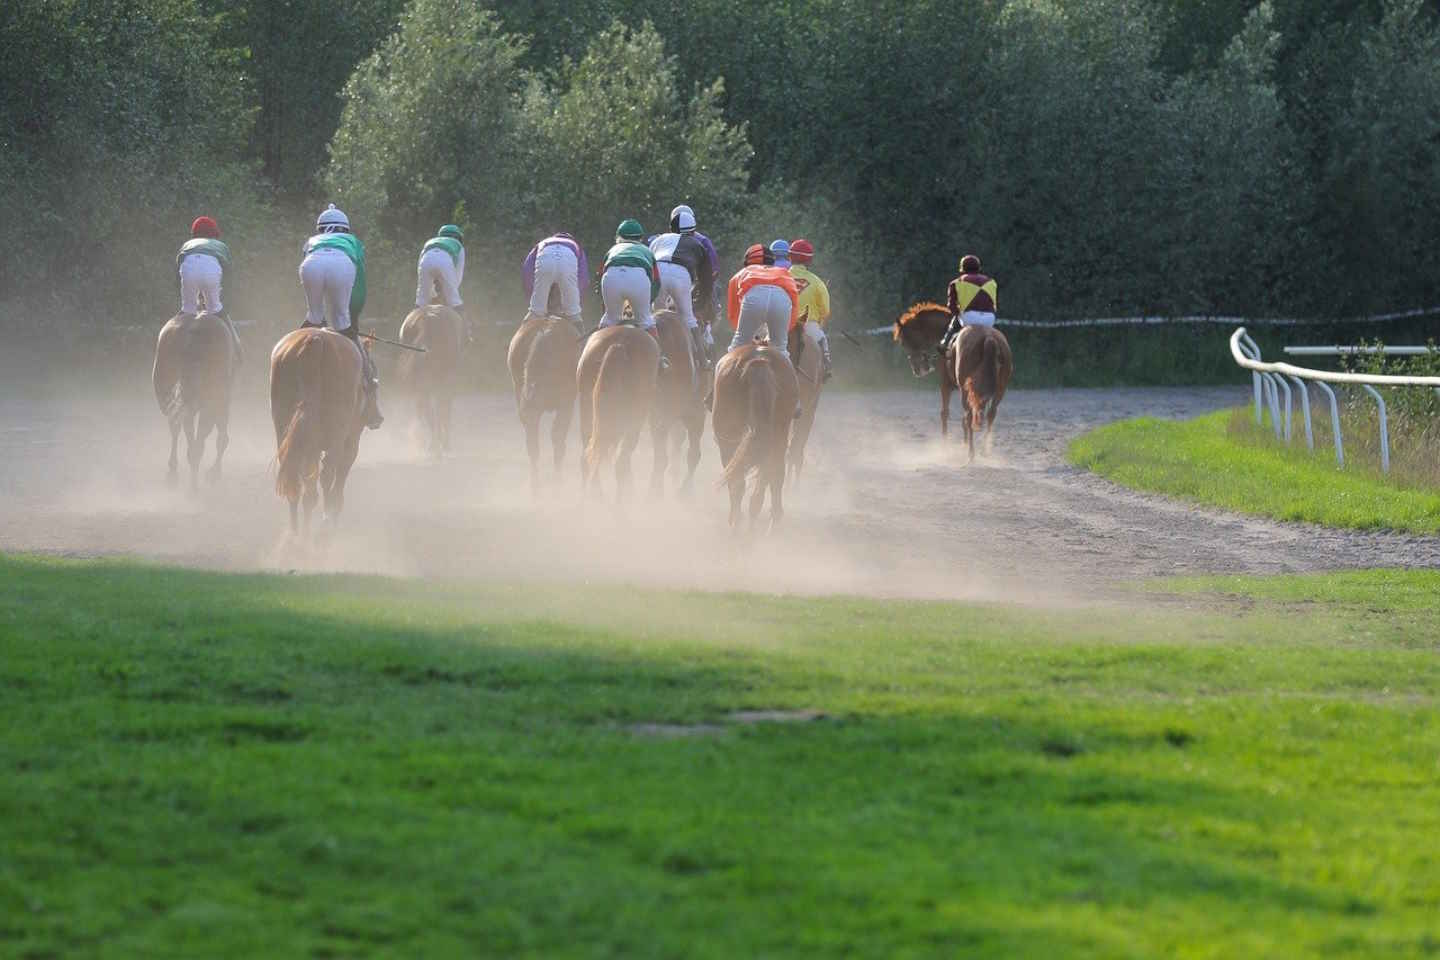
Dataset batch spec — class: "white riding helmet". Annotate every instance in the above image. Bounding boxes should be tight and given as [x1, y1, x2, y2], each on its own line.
[316, 203, 350, 233]
[670, 204, 696, 232]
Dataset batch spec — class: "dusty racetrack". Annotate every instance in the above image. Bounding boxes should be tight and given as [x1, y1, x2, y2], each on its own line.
[3, 356, 1437, 602]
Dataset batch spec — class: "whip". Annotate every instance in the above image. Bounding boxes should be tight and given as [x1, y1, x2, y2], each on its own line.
[360, 332, 427, 353]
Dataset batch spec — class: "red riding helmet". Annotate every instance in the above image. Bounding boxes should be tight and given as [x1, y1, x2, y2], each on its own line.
[790, 238, 814, 263]
[743, 243, 767, 266]
[191, 216, 220, 239]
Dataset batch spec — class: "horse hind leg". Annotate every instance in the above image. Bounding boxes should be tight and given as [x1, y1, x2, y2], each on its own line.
[649, 419, 669, 499]
[552, 400, 575, 482]
[167, 415, 182, 486]
[680, 414, 703, 496]
[522, 413, 542, 494]
[209, 403, 230, 484]
[616, 428, 642, 503]
[184, 409, 203, 492]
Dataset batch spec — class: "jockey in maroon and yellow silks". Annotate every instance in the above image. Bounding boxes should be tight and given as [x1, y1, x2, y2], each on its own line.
[940, 254, 997, 353]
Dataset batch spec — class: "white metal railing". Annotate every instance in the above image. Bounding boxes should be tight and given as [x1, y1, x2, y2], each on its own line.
[1230, 327, 1440, 473]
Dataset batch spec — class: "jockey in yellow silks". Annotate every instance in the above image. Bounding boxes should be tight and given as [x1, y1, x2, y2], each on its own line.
[788, 238, 832, 381]
[939, 253, 997, 354]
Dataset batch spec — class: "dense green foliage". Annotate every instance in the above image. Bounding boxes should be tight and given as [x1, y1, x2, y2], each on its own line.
[5, 0, 1440, 369]
[1069, 408, 1440, 528]
[5, 553, 1440, 955]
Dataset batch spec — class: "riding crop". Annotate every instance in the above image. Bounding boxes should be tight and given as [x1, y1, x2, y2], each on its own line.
[360, 333, 427, 352]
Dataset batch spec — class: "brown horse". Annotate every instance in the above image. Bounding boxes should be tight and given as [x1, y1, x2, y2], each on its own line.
[270, 328, 365, 535]
[649, 308, 706, 496]
[577, 325, 660, 499]
[397, 305, 464, 456]
[893, 302, 1013, 459]
[152, 312, 236, 490]
[507, 314, 581, 491]
[712, 343, 799, 530]
[786, 323, 825, 479]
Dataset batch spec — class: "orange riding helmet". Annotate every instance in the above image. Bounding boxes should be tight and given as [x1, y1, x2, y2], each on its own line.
[743, 243, 767, 266]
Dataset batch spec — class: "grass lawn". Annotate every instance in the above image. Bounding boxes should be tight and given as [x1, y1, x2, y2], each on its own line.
[1068, 408, 1440, 533]
[3, 555, 1440, 957]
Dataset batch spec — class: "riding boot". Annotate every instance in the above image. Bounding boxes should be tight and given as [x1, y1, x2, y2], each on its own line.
[216, 310, 243, 366]
[343, 326, 384, 429]
[938, 315, 962, 356]
[821, 334, 833, 382]
[648, 327, 670, 372]
[689, 325, 711, 370]
[704, 385, 714, 412]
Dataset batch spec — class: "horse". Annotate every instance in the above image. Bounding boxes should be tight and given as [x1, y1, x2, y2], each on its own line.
[712, 342, 799, 531]
[893, 302, 1013, 460]
[397, 304, 464, 456]
[152, 311, 236, 490]
[786, 322, 825, 480]
[269, 327, 365, 535]
[577, 324, 660, 499]
[507, 314, 581, 491]
[649, 308, 706, 496]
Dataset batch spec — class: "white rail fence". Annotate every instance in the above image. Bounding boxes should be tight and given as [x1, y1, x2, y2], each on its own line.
[1228, 327, 1440, 473]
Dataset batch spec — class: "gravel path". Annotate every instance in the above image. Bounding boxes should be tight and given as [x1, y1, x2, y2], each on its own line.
[1, 373, 1435, 601]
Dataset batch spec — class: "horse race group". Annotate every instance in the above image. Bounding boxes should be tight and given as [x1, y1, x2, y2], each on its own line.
[154, 202, 1012, 536]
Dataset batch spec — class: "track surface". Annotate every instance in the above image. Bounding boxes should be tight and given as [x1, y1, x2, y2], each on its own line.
[2, 368, 1436, 600]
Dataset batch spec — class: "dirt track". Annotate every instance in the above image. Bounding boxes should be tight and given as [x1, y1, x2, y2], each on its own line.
[2, 364, 1436, 601]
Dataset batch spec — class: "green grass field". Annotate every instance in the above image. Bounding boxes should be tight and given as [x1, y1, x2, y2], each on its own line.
[1068, 409, 1440, 533]
[4, 555, 1440, 957]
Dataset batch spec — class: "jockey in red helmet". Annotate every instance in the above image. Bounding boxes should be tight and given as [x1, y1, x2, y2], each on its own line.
[176, 216, 242, 362]
[787, 238, 832, 381]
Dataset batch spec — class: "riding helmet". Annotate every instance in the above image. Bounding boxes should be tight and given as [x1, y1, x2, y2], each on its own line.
[670, 205, 697, 232]
[316, 204, 351, 233]
[616, 219, 645, 242]
[438, 224, 464, 242]
[768, 239, 790, 262]
[190, 216, 220, 238]
[743, 243, 767, 266]
[960, 254, 982, 274]
[790, 239, 814, 263]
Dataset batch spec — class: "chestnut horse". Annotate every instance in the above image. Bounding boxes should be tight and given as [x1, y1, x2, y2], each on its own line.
[270, 328, 365, 534]
[577, 325, 660, 499]
[712, 343, 799, 530]
[649, 308, 706, 496]
[786, 322, 825, 479]
[893, 302, 1013, 460]
[507, 314, 581, 491]
[397, 305, 464, 456]
[152, 311, 235, 489]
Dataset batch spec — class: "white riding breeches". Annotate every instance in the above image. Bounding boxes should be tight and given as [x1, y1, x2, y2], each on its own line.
[656, 260, 697, 329]
[299, 248, 356, 332]
[729, 284, 792, 360]
[805, 320, 829, 356]
[961, 310, 996, 327]
[179, 254, 224, 315]
[599, 266, 654, 330]
[529, 243, 581, 321]
[416, 248, 462, 309]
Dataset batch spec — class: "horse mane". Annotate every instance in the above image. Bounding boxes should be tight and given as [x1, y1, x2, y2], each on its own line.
[894, 301, 948, 341]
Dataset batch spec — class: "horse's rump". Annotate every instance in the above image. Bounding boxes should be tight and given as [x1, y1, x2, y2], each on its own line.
[270, 328, 363, 500]
[399, 305, 463, 388]
[956, 326, 1011, 430]
[520, 318, 580, 418]
[579, 326, 658, 472]
[714, 345, 797, 487]
[153, 312, 232, 417]
[653, 308, 698, 409]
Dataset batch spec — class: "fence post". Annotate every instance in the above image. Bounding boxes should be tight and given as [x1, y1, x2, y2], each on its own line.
[1313, 381, 1344, 468]
[1288, 375, 1313, 450]
[1360, 385, 1390, 474]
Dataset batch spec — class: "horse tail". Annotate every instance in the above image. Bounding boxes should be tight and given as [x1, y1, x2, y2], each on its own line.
[964, 334, 999, 431]
[720, 359, 777, 487]
[274, 337, 326, 501]
[585, 341, 628, 472]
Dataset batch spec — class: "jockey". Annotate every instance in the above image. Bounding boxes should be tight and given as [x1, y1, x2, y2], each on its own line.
[299, 204, 383, 429]
[649, 205, 716, 370]
[522, 231, 588, 328]
[939, 254, 997, 354]
[176, 216, 243, 361]
[788, 238, 833, 382]
[726, 243, 799, 362]
[599, 219, 668, 369]
[768, 239, 792, 269]
[416, 223, 468, 336]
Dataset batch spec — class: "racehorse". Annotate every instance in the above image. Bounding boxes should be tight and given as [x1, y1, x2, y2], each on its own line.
[577, 325, 660, 499]
[712, 342, 799, 531]
[152, 311, 236, 490]
[270, 328, 365, 535]
[507, 314, 581, 491]
[786, 322, 825, 479]
[397, 304, 464, 456]
[893, 302, 1013, 460]
[649, 308, 706, 496]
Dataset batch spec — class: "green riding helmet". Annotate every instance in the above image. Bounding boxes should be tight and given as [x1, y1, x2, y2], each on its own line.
[438, 224, 464, 242]
[616, 219, 645, 242]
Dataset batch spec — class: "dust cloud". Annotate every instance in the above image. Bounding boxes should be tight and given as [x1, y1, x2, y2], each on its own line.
[3, 344, 1428, 604]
